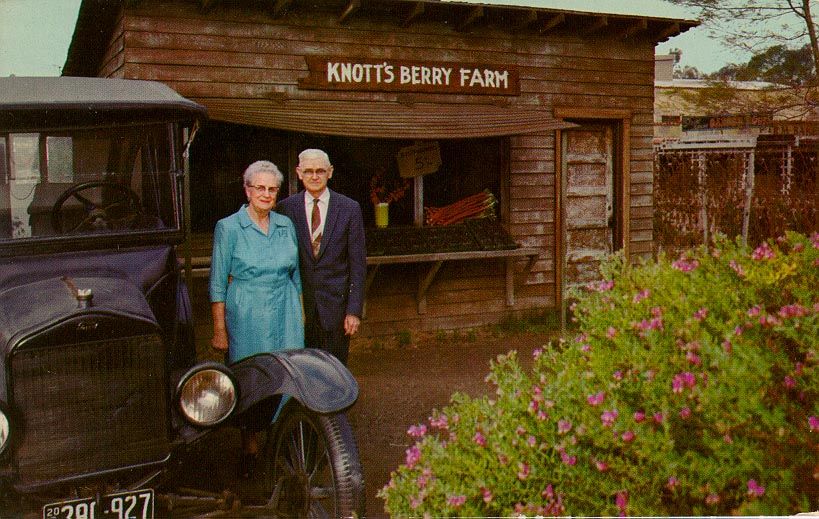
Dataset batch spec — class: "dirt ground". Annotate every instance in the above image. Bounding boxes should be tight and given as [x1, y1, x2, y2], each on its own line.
[345, 328, 552, 518]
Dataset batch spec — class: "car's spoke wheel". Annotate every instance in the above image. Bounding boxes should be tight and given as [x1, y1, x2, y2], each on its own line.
[264, 405, 364, 518]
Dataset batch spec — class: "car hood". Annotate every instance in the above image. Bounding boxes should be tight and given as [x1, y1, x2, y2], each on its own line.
[0, 275, 158, 356]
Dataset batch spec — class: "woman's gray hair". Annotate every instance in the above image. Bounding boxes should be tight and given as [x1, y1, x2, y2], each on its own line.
[243, 160, 284, 186]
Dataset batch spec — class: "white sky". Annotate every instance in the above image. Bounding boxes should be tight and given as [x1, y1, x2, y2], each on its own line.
[0, 0, 746, 77]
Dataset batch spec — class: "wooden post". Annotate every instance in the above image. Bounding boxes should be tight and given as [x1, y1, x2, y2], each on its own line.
[741, 150, 755, 246]
[697, 152, 708, 245]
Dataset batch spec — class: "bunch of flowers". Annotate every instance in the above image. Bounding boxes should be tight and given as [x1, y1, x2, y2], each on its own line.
[380, 231, 819, 516]
[370, 168, 410, 206]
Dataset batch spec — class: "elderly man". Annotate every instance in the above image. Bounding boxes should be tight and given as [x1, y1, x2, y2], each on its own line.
[277, 149, 366, 364]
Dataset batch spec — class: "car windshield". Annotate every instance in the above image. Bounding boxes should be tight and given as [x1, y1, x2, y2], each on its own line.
[0, 124, 180, 241]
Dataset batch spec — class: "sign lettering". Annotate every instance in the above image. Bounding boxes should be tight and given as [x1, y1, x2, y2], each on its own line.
[301, 56, 519, 95]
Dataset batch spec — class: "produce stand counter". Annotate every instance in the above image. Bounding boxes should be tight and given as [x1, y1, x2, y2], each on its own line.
[181, 220, 540, 315]
[364, 219, 539, 314]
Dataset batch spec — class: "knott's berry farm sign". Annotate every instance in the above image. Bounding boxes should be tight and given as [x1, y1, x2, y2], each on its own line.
[299, 56, 520, 95]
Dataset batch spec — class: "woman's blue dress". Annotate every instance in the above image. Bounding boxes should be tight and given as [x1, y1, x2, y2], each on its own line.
[209, 205, 304, 364]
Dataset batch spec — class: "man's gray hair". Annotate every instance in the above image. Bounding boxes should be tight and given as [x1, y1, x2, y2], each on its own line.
[298, 148, 332, 166]
[243, 160, 284, 186]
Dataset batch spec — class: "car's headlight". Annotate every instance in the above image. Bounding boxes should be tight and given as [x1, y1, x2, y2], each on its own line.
[177, 365, 237, 426]
[0, 403, 11, 456]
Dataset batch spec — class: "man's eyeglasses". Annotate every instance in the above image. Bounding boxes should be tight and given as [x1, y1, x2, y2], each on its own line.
[301, 168, 329, 177]
[249, 185, 280, 195]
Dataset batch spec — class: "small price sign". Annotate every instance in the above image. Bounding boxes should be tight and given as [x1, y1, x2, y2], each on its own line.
[397, 141, 441, 178]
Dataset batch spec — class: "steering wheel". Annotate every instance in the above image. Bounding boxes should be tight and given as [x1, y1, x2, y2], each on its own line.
[51, 181, 144, 234]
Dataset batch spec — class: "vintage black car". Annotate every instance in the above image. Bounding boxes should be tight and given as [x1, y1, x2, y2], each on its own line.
[0, 76, 364, 518]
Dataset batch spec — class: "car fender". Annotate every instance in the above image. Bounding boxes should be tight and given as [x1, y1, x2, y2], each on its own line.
[230, 348, 358, 415]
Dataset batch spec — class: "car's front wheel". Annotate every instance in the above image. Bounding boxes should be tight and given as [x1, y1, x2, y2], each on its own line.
[262, 405, 364, 518]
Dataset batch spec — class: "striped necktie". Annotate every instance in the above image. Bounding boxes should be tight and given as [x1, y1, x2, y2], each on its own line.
[311, 198, 321, 257]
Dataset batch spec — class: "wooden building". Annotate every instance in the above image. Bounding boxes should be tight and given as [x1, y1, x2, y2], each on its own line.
[63, 0, 696, 336]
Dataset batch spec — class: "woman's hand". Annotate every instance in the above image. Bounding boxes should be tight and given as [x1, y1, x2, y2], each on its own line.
[212, 329, 228, 351]
[211, 301, 229, 351]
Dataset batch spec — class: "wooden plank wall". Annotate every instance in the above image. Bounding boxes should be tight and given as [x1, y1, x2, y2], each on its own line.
[101, 0, 656, 335]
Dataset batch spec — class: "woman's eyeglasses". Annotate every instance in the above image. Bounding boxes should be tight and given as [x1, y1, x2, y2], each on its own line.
[249, 185, 280, 195]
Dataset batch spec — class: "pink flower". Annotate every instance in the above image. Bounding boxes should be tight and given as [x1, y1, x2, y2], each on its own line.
[405, 445, 421, 468]
[616, 491, 628, 516]
[481, 487, 493, 504]
[734, 325, 744, 336]
[621, 430, 636, 442]
[722, 339, 733, 353]
[784, 375, 796, 389]
[693, 307, 708, 321]
[532, 348, 542, 359]
[705, 493, 720, 505]
[679, 407, 691, 419]
[558, 419, 572, 434]
[666, 476, 679, 490]
[613, 370, 623, 381]
[407, 424, 427, 438]
[811, 232, 819, 249]
[672, 257, 699, 272]
[686, 351, 702, 366]
[673, 372, 696, 393]
[633, 410, 646, 423]
[601, 409, 619, 427]
[633, 288, 650, 303]
[747, 479, 765, 497]
[527, 435, 537, 447]
[594, 459, 609, 472]
[542, 484, 554, 500]
[473, 431, 487, 447]
[581, 343, 592, 353]
[429, 414, 449, 430]
[560, 451, 577, 466]
[779, 304, 808, 319]
[606, 326, 617, 339]
[447, 495, 466, 508]
[587, 391, 606, 406]
[517, 462, 530, 480]
[729, 260, 746, 277]
[752, 242, 775, 260]
[748, 305, 762, 317]
[416, 468, 432, 489]
[653, 412, 665, 424]
[723, 433, 733, 444]
[809, 416, 819, 431]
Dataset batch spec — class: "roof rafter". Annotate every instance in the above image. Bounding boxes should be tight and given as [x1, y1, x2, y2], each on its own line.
[402, 2, 425, 27]
[613, 18, 647, 40]
[539, 13, 565, 34]
[580, 16, 608, 36]
[456, 6, 484, 32]
[338, 0, 362, 24]
[270, 0, 293, 19]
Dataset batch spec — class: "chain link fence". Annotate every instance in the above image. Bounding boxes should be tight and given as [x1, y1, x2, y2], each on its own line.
[655, 143, 818, 255]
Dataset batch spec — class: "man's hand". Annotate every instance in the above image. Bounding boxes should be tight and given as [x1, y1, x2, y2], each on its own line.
[344, 314, 361, 336]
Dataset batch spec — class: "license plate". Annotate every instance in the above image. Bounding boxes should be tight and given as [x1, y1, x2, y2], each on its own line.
[42, 489, 154, 519]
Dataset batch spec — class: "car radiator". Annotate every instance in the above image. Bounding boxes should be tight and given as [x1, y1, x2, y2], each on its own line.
[10, 334, 170, 488]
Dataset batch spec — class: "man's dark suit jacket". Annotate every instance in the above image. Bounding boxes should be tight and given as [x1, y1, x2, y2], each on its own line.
[277, 190, 366, 331]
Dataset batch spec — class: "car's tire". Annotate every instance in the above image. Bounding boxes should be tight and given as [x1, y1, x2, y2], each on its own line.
[263, 404, 365, 518]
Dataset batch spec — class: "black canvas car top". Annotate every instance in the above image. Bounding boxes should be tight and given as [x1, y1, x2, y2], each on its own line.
[0, 76, 206, 129]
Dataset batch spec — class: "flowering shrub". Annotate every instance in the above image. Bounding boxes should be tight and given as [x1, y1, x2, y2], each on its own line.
[380, 232, 819, 516]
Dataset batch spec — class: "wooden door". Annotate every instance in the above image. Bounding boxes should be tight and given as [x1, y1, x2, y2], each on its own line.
[561, 124, 616, 289]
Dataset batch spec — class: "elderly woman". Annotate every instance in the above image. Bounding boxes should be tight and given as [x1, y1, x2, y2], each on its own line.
[209, 160, 303, 472]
